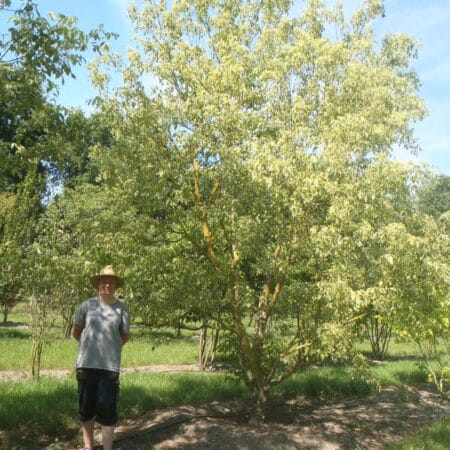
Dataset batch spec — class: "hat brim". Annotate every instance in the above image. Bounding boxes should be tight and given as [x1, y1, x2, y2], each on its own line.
[90, 275, 124, 289]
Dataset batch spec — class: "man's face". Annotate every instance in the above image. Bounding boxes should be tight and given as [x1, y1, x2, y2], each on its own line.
[99, 277, 117, 296]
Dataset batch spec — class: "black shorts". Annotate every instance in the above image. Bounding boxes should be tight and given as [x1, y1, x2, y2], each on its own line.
[76, 368, 120, 426]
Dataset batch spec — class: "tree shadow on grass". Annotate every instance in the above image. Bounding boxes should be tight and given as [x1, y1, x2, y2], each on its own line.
[0, 326, 30, 339]
[120, 372, 247, 418]
[395, 368, 428, 384]
[0, 377, 78, 449]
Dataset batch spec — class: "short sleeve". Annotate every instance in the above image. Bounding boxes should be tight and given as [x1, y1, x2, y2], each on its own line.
[120, 305, 130, 334]
[74, 302, 86, 327]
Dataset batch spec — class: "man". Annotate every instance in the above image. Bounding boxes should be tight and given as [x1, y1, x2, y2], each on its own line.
[73, 265, 130, 450]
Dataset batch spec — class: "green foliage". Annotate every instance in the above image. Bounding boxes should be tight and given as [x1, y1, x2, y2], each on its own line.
[88, 0, 430, 422]
[0, 1, 117, 337]
[26, 183, 141, 341]
[417, 336, 450, 400]
[0, 165, 44, 323]
[1, 0, 117, 91]
[379, 215, 448, 341]
[0, 0, 447, 426]
[0, 0, 115, 193]
[417, 173, 450, 219]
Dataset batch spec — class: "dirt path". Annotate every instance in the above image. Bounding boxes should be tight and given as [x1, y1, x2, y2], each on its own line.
[0, 364, 201, 381]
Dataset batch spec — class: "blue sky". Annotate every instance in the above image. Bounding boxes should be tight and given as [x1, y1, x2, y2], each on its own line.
[6, 0, 450, 174]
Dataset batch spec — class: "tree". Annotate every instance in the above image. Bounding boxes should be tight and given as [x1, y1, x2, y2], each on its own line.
[93, 0, 425, 422]
[29, 183, 137, 335]
[0, 163, 44, 325]
[1, 0, 115, 92]
[0, 0, 117, 193]
[25, 181, 140, 377]
[378, 214, 449, 398]
[319, 158, 420, 359]
[0, 0, 115, 327]
[417, 172, 450, 219]
[0, 190, 16, 322]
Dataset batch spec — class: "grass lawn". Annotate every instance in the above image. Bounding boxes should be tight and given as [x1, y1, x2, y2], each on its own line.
[0, 323, 199, 370]
[387, 419, 450, 449]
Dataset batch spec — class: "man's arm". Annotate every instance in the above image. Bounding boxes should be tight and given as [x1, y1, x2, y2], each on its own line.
[72, 324, 84, 342]
[121, 333, 130, 345]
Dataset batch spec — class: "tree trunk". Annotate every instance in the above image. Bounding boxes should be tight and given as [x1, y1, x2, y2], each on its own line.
[366, 315, 392, 360]
[176, 318, 182, 337]
[2, 304, 8, 323]
[199, 324, 207, 369]
[63, 317, 73, 339]
[209, 328, 220, 366]
[248, 386, 268, 426]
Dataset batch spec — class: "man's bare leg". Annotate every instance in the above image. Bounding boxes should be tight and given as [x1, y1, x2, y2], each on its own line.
[101, 425, 114, 450]
[81, 419, 94, 449]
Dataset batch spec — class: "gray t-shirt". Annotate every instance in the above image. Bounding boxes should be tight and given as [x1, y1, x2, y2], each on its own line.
[74, 297, 130, 372]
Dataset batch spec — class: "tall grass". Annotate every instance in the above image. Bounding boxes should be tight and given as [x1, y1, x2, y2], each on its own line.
[274, 365, 373, 401]
[0, 363, 383, 444]
[372, 359, 428, 385]
[356, 339, 422, 359]
[122, 328, 199, 366]
[0, 359, 434, 448]
[0, 377, 75, 433]
[121, 371, 248, 418]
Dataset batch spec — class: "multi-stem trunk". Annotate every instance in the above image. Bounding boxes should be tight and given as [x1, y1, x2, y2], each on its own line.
[248, 383, 268, 425]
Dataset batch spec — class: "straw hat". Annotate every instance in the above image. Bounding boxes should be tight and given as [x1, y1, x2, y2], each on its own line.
[90, 265, 124, 289]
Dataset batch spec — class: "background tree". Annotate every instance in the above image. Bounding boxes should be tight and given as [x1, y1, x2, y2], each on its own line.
[92, 0, 426, 422]
[25, 181, 138, 378]
[0, 190, 17, 322]
[320, 158, 419, 359]
[0, 0, 115, 323]
[1, 0, 118, 377]
[417, 172, 449, 219]
[1, 0, 118, 197]
[379, 214, 449, 398]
